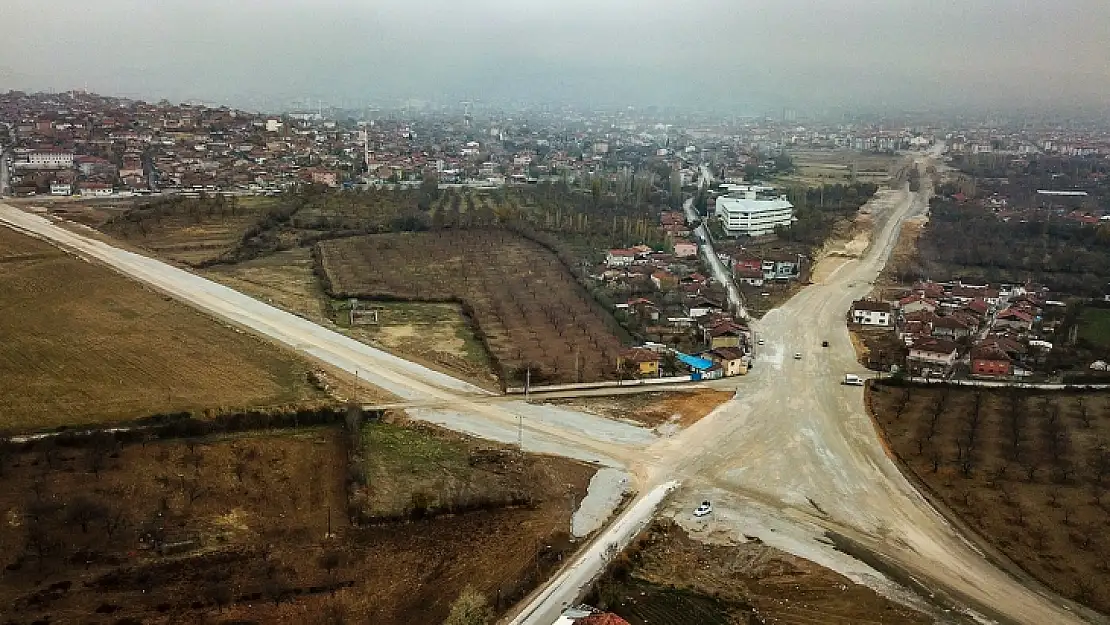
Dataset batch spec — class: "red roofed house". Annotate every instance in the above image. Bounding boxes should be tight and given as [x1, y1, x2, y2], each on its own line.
[971, 345, 1012, 377]
[995, 308, 1034, 332]
[899, 294, 938, 315]
[907, 337, 959, 377]
[617, 348, 662, 378]
[673, 240, 698, 258]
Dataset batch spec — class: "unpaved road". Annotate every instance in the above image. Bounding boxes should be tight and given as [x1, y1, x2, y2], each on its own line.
[0, 205, 654, 468]
[1, 149, 1099, 624]
[646, 151, 1097, 624]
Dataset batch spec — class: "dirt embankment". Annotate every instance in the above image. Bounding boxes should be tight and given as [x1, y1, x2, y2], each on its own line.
[588, 521, 932, 624]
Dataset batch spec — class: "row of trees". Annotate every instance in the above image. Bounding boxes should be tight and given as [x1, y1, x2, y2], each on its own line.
[910, 197, 1110, 295]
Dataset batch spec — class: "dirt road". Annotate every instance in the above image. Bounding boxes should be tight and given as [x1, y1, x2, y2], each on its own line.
[0, 205, 655, 468]
[2, 149, 1099, 624]
[648, 151, 1097, 624]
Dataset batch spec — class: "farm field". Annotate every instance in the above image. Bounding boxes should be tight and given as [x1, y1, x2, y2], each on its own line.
[0, 227, 323, 433]
[869, 383, 1110, 614]
[775, 149, 903, 187]
[316, 229, 626, 386]
[0, 419, 596, 624]
[588, 521, 930, 624]
[204, 250, 499, 389]
[547, 389, 734, 429]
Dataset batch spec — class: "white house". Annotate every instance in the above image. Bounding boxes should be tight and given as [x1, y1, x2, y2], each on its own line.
[49, 182, 72, 196]
[19, 150, 74, 169]
[907, 338, 959, 376]
[851, 300, 893, 326]
[715, 190, 794, 236]
[605, 249, 637, 267]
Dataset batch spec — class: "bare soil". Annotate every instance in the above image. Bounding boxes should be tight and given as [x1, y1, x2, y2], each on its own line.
[869, 383, 1110, 614]
[0, 422, 595, 624]
[589, 521, 931, 624]
[548, 390, 734, 429]
[316, 230, 626, 386]
[0, 227, 323, 433]
[204, 253, 500, 390]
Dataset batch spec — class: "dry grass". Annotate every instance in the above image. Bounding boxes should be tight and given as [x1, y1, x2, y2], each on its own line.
[0, 424, 595, 624]
[0, 227, 323, 433]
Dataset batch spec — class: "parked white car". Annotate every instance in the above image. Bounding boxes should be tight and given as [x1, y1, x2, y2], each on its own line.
[693, 500, 712, 517]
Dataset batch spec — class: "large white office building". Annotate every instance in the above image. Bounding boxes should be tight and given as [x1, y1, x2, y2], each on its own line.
[715, 188, 795, 236]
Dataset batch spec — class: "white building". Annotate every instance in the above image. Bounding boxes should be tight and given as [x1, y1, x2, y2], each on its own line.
[265, 119, 282, 132]
[851, 300, 893, 326]
[715, 190, 794, 236]
[19, 150, 74, 169]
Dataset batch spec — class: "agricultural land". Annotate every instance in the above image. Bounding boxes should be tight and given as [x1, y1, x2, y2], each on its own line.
[0, 227, 323, 433]
[0, 415, 596, 625]
[587, 521, 931, 625]
[202, 248, 499, 389]
[316, 229, 626, 386]
[869, 382, 1110, 613]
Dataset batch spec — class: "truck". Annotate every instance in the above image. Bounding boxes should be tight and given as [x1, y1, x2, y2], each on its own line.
[843, 373, 864, 386]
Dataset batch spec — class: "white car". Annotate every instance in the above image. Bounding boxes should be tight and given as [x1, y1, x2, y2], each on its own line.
[693, 500, 712, 517]
[757, 339, 765, 345]
[794, 352, 802, 359]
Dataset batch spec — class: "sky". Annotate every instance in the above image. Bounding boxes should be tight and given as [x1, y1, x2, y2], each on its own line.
[2, 0, 1108, 114]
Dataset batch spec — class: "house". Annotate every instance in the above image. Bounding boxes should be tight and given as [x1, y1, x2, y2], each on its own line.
[899, 294, 938, 314]
[675, 352, 721, 379]
[734, 266, 765, 286]
[77, 182, 113, 197]
[971, 345, 1012, 377]
[707, 346, 747, 376]
[994, 308, 1034, 332]
[606, 249, 637, 267]
[851, 300, 892, 326]
[931, 315, 972, 340]
[673, 241, 698, 258]
[704, 321, 746, 349]
[907, 338, 959, 377]
[49, 182, 72, 196]
[651, 270, 678, 290]
[617, 348, 662, 378]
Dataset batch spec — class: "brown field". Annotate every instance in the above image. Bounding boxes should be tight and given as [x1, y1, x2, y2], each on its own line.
[776, 149, 903, 187]
[0, 421, 595, 624]
[548, 390, 734, 428]
[0, 226, 323, 433]
[316, 230, 626, 386]
[869, 383, 1110, 614]
[204, 250, 500, 389]
[588, 521, 930, 625]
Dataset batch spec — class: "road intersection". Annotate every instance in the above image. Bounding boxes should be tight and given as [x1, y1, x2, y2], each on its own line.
[0, 151, 1097, 623]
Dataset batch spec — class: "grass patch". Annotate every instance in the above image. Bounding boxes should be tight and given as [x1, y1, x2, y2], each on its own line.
[1079, 307, 1110, 348]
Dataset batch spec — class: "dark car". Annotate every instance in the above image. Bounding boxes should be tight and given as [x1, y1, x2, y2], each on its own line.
[822, 340, 829, 347]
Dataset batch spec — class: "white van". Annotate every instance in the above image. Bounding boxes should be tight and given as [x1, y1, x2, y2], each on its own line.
[843, 373, 864, 386]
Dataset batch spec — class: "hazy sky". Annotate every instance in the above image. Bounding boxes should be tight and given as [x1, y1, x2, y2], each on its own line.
[2, 0, 1108, 113]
